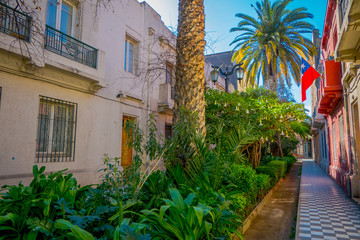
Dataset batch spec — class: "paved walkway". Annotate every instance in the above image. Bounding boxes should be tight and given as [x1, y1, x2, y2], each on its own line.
[244, 162, 301, 240]
[296, 160, 360, 240]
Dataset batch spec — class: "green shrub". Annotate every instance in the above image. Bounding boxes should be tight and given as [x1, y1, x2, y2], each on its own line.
[267, 160, 287, 178]
[255, 173, 271, 192]
[283, 155, 297, 168]
[274, 155, 297, 173]
[227, 164, 257, 193]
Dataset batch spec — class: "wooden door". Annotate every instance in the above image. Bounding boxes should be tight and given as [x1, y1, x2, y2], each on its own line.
[121, 116, 134, 167]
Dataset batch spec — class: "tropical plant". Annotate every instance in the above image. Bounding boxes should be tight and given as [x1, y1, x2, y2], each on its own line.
[140, 188, 212, 240]
[230, 0, 316, 91]
[174, 0, 206, 135]
[0, 166, 92, 239]
[206, 87, 308, 163]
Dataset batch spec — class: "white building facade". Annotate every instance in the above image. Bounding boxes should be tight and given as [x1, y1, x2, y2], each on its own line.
[0, 0, 177, 186]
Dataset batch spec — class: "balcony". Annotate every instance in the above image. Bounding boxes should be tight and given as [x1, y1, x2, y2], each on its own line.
[158, 83, 174, 113]
[335, 0, 360, 64]
[0, 3, 31, 42]
[318, 60, 343, 115]
[45, 25, 97, 68]
[312, 104, 326, 129]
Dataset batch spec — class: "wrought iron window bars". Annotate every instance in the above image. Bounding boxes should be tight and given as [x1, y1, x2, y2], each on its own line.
[36, 96, 77, 163]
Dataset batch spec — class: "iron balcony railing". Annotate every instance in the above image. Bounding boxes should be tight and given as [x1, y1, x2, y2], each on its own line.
[0, 2, 31, 42]
[45, 25, 97, 68]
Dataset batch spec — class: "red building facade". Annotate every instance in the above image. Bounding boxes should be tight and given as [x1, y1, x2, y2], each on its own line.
[318, 0, 351, 195]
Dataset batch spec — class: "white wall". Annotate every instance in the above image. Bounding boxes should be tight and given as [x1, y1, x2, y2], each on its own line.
[0, 0, 176, 186]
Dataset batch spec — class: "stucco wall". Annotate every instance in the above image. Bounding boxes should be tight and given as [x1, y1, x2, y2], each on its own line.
[0, 0, 177, 186]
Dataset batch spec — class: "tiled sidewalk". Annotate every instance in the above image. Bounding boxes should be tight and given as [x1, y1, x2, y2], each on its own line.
[296, 160, 360, 240]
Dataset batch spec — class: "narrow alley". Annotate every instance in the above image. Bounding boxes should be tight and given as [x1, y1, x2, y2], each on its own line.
[296, 160, 360, 240]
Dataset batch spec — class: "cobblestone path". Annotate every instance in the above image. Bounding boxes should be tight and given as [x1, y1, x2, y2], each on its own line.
[296, 160, 360, 240]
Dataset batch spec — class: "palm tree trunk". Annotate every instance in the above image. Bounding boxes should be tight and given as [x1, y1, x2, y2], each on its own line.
[268, 75, 278, 92]
[268, 60, 278, 92]
[173, 0, 206, 135]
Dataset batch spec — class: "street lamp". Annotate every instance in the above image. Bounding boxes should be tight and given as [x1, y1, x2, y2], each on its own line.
[210, 63, 244, 92]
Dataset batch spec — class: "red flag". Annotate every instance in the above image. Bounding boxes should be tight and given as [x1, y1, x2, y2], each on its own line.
[301, 58, 320, 102]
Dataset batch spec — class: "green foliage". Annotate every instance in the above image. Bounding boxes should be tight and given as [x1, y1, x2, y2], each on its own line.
[0, 166, 92, 239]
[0, 108, 301, 239]
[268, 161, 287, 178]
[256, 164, 282, 185]
[54, 219, 95, 240]
[206, 87, 308, 166]
[140, 188, 213, 240]
[141, 171, 174, 209]
[230, 0, 316, 88]
[256, 156, 296, 185]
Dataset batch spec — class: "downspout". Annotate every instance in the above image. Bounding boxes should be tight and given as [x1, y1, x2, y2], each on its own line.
[344, 84, 353, 197]
[146, 27, 155, 174]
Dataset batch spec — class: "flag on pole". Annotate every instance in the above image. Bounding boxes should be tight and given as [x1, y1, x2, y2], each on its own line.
[301, 58, 320, 102]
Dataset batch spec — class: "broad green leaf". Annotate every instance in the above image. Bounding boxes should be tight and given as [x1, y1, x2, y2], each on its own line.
[205, 221, 212, 240]
[184, 192, 196, 206]
[159, 205, 171, 220]
[193, 206, 204, 224]
[54, 219, 95, 240]
[43, 199, 51, 217]
[169, 188, 184, 210]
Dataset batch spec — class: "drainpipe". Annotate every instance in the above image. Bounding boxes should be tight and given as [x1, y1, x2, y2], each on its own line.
[146, 27, 155, 174]
[344, 84, 353, 197]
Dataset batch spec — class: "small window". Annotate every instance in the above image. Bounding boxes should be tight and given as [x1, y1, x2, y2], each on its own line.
[322, 132, 327, 159]
[36, 96, 77, 162]
[46, 0, 75, 36]
[166, 63, 175, 99]
[165, 124, 172, 140]
[332, 123, 337, 162]
[339, 115, 346, 162]
[124, 37, 139, 74]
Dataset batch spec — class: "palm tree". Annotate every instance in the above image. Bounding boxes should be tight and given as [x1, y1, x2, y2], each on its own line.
[230, 0, 316, 92]
[174, 0, 206, 135]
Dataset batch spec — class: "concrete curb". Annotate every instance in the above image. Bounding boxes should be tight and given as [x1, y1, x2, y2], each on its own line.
[233, 175, 285, 239]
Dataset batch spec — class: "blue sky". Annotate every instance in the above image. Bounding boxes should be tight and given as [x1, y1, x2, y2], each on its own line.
[143, 0, 328, 111]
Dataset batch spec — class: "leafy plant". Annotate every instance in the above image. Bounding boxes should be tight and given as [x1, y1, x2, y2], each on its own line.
[140, 188, 212, 240]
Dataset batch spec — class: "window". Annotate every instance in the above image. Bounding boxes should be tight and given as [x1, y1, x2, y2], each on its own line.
[166, 63, 175, 99]
[0, 87, 2, 108]
[165, 124, 172, 140]
[46, 0, 75, 36]
[36, 96, 77, 162]
[322, 132, 327, 159]
[339, 115, 346, 162]
[332, 123, 337, 162]
[321, 132, 324, 158]
[124, 37, 139, 74]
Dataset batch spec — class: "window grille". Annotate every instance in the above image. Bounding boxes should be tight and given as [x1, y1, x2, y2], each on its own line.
[0, 2, 31, 42]
[36, 96, 77, 162]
